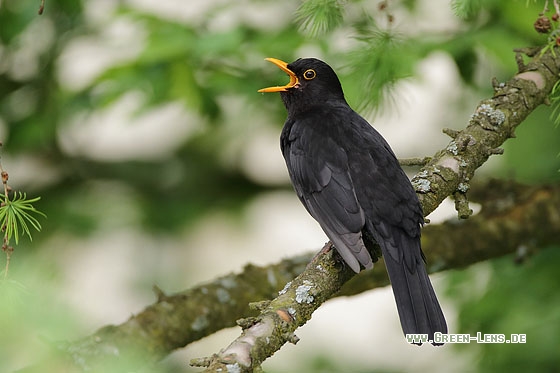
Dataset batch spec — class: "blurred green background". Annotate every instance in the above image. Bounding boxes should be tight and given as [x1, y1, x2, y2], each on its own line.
[0, 0, 559, 372]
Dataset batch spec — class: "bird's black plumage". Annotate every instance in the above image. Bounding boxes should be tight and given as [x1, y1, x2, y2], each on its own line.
[259, 57, 447, 344]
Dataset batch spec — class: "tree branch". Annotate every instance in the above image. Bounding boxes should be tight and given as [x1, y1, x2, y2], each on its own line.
[21, 45, 560, 372]
[411, 46, 559, 216]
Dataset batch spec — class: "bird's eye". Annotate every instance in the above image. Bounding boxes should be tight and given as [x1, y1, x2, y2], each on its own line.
[303, 69, 316, 80]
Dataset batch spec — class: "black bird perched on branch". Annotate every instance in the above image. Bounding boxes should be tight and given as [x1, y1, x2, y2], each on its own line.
[258, 57, 447, 344]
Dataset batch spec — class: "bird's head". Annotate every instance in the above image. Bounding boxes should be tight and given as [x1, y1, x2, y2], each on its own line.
[258, 58, 345, 113]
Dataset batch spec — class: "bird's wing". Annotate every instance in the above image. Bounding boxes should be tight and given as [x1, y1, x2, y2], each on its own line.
[345, 116, 424, 273]
[283, 120, 371, 272]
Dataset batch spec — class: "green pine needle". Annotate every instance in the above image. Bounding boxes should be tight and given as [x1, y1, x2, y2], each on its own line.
[347, 24, 414, 113]
[451, 0, 483, 20]
[0, 192, 46, 245]
[295, 0, 344, 37]
[549, 79, 560, 127]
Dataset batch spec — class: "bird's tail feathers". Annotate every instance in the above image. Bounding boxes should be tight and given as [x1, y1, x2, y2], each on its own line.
[382, 241, 447, 346]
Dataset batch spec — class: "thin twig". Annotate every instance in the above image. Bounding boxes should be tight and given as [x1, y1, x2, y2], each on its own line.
[398, 157, 431, 167]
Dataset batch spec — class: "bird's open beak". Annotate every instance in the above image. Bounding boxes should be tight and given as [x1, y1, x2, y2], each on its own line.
[258, 58, 298, 93]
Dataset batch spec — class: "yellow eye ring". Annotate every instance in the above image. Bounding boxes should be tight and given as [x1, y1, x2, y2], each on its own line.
[303, 69, 316, 80]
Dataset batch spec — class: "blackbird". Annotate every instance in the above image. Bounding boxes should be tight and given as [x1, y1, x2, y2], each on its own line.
[259, 57, 447, 344]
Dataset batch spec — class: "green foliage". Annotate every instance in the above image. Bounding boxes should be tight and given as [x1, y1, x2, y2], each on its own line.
[295, 0, 344, 37]
[451, 0, 484, 20]
[550, 79, 560, 126]
[346, 23, 416, 113]
[0, 192, 45, 245]
[500, 106, 560, 183]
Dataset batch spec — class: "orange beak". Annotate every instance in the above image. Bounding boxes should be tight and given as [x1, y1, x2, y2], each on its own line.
[258, 58, 299, 93]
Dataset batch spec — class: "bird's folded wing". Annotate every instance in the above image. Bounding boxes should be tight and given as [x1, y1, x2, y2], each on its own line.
[286, 134, 371, 272]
